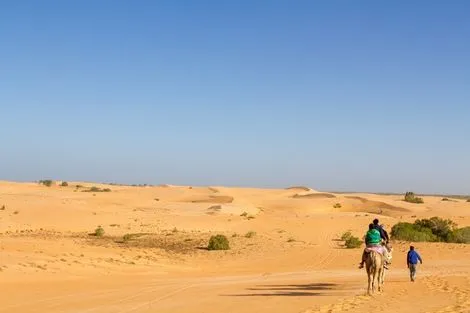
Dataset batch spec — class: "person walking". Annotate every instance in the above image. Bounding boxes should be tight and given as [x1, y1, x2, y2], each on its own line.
[407, 245, 423, 282]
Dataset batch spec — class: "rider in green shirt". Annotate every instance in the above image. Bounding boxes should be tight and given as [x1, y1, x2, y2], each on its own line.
[359, 223, 382, 268]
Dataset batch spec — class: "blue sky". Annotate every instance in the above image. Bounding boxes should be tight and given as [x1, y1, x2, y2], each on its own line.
[1, 1, 469, 194]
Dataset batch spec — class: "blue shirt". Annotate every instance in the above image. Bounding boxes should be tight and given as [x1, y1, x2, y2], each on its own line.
[407, 250, 422, 265]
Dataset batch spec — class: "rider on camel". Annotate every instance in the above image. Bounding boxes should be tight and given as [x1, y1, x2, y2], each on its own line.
[358, 223, 382, 269]
[372, 218, 389, 243]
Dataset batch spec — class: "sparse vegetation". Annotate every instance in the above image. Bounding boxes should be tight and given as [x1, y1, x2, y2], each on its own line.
[240, 212, 248, 217]
[93, 226, 105, 237]
[60, 181, 69, 187]
[340, 231, 353, 241]
[442, 198, 450, 201]
[0, 205, 5, 210]
[467, 199, 470, 203]
[391, 217, 469, 243]
[13, 210, 19, 215]
[82, 186, 112, 193]
[344, 236, 362, 248]
[287, 237, 296, 242]
[39, 180, 53, 187]
[245, 231, 256, 238]
[391, 222, 437, 242]
[339, 231, 361, 248]
[333, 203, 342, 208]
[404, 191, 424, 204]
[207, 234, 230, 250]
[449, 227, 470, 244]
[172, 227, 178, 233]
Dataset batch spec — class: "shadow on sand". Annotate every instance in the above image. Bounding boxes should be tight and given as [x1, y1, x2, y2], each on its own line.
[221, 283, 338, 297]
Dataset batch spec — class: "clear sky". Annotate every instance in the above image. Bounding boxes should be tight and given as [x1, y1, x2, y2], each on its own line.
[1, 1, 469, 194]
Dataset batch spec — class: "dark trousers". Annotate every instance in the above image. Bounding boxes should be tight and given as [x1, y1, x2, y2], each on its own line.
[409, 263, 417, 281]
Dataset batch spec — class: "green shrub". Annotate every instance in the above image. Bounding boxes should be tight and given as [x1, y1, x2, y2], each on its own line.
[449, 227, 470, 244]
[39, 180, 53, 187]
[391, 222, 437, 242]
[404, 191, 424, 204]
[61, 181, 69, 187]
[414, 217, 456, 242]
[340, 231, 352, 241]
[82, 186, 112, 193]
[345, 236, 362, 248]
[94, 226, 105, 237]
[207, 234, 230, 250]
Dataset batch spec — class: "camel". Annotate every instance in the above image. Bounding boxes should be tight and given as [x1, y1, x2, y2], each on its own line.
[364, 243, 393, 295]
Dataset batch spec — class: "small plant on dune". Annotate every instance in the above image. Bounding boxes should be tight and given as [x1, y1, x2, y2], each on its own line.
[404, 191, 424, 204]
[172, 227, 178, 233]
[39, 180, 53, 187]
[287, 237, 296, 242]
[441, 198, 449, 201]
[82, 186, 112, 193]
[240, 212, 248, 217]
[333, 203, 342, 209]
[245, 231, 256, 238]
[60, 181, 69, 187]
[340, 231, 353, 241]
[467, 199, 470, 202]
[93, 226, 105, 237]
[344, 236, 362, 249]
[0, 205, 5, 210]
[207, 234, 230, 250]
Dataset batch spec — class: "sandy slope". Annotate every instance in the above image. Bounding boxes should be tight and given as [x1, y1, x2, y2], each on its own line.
[0, 181, 469, 313]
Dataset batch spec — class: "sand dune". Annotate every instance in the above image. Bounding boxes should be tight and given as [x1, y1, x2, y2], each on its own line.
[286, 186, 313, 192]
[291, 192, 337, 199]
[0, 181, 469, 313]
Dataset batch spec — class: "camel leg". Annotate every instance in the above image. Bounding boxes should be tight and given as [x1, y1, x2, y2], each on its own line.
[367, 272, 372, 295]
[372, 271, 376, 294]
[377, 267, 383, 292]
[379, 265, 385, 292]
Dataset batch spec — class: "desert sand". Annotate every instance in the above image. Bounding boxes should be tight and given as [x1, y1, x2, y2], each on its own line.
[1, 181, 469, 313]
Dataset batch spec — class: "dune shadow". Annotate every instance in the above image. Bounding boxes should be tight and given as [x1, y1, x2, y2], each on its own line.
[222, 283, 337, 297]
